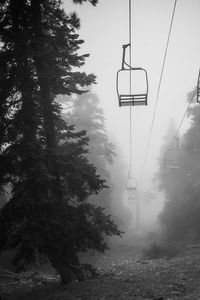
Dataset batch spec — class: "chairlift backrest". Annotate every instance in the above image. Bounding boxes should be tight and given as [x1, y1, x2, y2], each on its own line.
[169, 137, 179, 151]
[164, 151, 179, 169]
[127, 178, 137, 203]
[164, 145, 179, 170]
[126, 177, 137, 190]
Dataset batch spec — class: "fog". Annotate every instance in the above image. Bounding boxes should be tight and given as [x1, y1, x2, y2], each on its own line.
[63, 0, 200, 239]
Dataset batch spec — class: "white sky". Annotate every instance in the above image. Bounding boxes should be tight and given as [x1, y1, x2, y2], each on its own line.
[63, 0, 200, 192]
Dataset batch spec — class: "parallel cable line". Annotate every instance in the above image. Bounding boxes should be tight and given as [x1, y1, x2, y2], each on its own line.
[139, 0, 178, 186]
[129, 0, 133, 176]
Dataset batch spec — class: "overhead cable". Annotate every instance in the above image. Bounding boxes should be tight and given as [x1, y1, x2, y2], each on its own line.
[129, 0, 133, 176]
[139, 0, 178, 186]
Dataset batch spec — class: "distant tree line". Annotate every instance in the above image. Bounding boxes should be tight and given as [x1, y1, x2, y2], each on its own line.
[157, 89, 200, 243]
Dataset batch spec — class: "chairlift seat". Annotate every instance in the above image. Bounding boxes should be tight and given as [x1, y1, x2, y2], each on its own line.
[164, 149, 179, 169]
[128, 197, 136, 203]
[126, 177, 137, 190]
[119, 94, 147, 106]
[127, 185, 137, 191]
[165, 158, 179, 169]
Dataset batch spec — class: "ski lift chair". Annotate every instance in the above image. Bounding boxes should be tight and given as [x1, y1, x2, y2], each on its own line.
[164, 151, 179, 169]
[116, 44, 148, 107]
[164, 137, 179, 170]
[126, 176, 137, 203]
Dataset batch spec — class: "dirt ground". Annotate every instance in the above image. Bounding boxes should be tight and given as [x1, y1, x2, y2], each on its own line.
[1, 243, 200, 300]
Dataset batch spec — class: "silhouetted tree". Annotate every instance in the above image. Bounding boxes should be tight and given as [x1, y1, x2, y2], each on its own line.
[0, 0, 120, 283]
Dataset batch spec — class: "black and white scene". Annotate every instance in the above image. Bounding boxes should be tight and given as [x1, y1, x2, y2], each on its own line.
[0, 0, 200, 299]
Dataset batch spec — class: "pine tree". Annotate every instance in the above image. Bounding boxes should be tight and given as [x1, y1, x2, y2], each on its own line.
[0, 0, 120, 283]
[157, 89, 200, 242]
[62, 92, 115, 211]
[61, 92, 132, 229]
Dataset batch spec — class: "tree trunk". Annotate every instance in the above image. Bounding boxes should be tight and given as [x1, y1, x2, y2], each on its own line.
[30, 0, 63, 202]
[11, 0, 37, 143]
[30, 0, 56, 149]
[47, 250, 84, 284]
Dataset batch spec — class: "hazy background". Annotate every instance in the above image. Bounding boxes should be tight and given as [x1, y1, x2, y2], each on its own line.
[63, 0, 200, 234]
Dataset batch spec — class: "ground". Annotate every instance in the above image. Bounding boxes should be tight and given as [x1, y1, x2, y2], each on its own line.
[1, 242, 200, 299]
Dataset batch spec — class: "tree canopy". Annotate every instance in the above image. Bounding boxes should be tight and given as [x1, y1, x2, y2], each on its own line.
[60, 92, 132, 229]
[157, 90, 200, 242]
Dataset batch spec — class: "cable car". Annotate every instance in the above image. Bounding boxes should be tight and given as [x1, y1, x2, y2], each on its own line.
[116, 44, 148, 107]
[164, 137, 179, 170]
[197, 69, 200, 103]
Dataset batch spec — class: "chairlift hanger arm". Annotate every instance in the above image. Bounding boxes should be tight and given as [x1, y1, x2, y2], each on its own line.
[116, 43, 149, 107]
[122, 43, 130, 69]
[121, 44, 148, 73]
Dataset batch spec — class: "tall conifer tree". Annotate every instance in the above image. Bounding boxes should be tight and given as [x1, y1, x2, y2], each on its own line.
[0, 0, 120, 283]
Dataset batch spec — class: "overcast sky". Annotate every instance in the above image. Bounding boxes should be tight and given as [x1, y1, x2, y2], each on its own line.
[63, 0, 200, 192]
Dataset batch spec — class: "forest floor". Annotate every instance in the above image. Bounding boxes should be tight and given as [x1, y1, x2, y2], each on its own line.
[1, 241, 200, 300]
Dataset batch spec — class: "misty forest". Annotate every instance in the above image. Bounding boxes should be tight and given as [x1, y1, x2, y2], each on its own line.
[0, 0, 200, 299]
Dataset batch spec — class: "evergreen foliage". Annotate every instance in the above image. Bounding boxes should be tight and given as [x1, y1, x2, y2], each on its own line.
[60, 92, 132, 228]
[0, 0, 121, 283]
[157, 90, 200, 242]
[61, 92, 115, 212]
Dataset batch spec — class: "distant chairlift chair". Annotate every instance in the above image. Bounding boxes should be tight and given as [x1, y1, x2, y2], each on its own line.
[116, 44, 148, 107]
[164, 137, 179, 170]
[126, 175, 137, 203]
